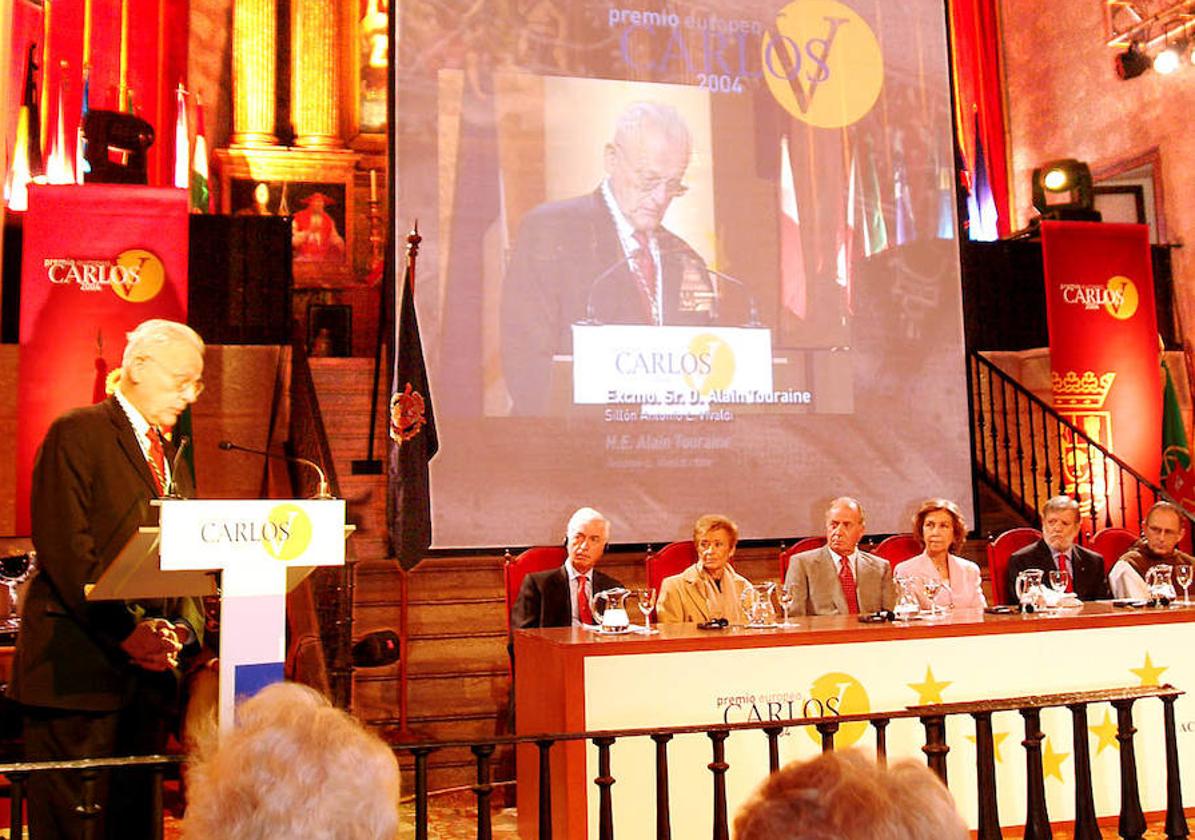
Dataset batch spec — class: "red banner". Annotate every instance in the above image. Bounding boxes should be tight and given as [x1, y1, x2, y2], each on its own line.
[16, 184, 189, 532]
[1042, 221, 1160, 529]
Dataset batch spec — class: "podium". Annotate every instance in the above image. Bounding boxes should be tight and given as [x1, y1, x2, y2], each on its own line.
[87, 498, 351, 731]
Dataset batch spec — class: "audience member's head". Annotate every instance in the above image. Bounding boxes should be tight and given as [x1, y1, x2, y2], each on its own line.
[182, 681, 400, 840]
[565, 506, 612, 573]
[733, 749, 967, 840]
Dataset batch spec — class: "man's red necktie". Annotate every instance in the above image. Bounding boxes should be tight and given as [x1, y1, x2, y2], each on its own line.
[631, 231, 659, 323]
[577, 575, 595, 625]
[146, 428, 166, 496]
[838, 555, 859, 614]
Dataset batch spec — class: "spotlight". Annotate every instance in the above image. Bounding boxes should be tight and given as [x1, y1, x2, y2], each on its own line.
[1031, 159, 1101, 222]
[1155, 44, 1182, 74]
[1115, 43, 1151, 79]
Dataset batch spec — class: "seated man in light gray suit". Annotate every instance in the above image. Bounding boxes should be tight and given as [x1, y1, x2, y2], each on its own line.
[784, 497, 895, 615]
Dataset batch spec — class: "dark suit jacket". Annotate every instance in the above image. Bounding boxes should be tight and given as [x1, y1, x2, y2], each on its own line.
[1004, 539, 1112, 605]
[511, 565, 623, 629]
[500, 188, 714, 414]
[10, 396, 203, 712]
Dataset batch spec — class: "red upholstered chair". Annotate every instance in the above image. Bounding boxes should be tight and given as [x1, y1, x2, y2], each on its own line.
[778, 537, 827, 581]
[647, 541, 699, 593]
[503, 546, 566, 634]
[1089, 527, 1138, 575]
[871, 533, 924, 570]
[987, 527, 1042, 604]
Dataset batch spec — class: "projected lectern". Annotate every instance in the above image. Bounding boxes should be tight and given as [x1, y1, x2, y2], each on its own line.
[87, 498, 351, 731]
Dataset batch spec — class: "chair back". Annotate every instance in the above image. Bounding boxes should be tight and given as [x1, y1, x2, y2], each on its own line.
[503, 546, 567, 632]
[647, 541, 699, 593]
[1089, 527, 1138, 575]
[871, 533, 924, 569]
[987, 527, 1042, 604]
[779, 537, 827, 581]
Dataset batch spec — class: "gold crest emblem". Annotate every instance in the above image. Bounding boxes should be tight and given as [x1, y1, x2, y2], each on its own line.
[389, 383, 427, 446]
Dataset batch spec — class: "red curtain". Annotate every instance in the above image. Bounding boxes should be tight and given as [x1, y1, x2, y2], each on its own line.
[949, 0, 1012, 238]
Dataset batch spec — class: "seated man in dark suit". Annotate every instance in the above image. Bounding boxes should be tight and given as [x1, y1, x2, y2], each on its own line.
[512, 507, 623, 627]
[784, 497, 895, 616]
[500, 100, 716, 415]
[1004, 495, 1112, 604]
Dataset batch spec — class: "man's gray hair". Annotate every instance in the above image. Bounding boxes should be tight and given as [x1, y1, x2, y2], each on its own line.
[612, 101, 691, 155]
[826, 496, 866, 525]
[121, 319, 205, 368]
[566, 507, 611, 541]
[1041, 495, 1080, 520]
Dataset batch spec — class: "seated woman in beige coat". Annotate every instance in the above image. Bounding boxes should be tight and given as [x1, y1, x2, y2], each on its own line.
[657, 514, 753, 624]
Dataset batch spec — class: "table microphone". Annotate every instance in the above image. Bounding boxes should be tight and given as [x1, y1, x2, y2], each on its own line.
[218, 440, 334, 500]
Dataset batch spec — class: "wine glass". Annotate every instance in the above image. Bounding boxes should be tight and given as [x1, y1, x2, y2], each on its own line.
[922, 578, 945, 618]
[778, 583, 798, 628]
[1047, 569, 1071, 607]
[1176, 564, 1194, 606]
[0, 550, 35, 632]
[636, 587, 658, 634]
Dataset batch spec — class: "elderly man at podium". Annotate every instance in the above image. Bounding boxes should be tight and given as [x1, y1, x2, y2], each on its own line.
[10, 319, 208, 840]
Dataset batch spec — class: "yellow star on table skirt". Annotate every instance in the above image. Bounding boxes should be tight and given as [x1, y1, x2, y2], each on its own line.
[1090, 709, 1119, 755]
[908, 666, 952, 705]
[1130, 653, 1167, 687]
[1042, 736, 1070, 782]
[965, 730, 1010, 763]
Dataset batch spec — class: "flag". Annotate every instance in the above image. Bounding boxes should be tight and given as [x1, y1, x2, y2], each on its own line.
[388, 256, 439, 570]
[859, 134, 888, 256]
[893, 149, 913, 245]
[173, 83, 190, 190]
[1162, 356, 1195, 514]
[7, 44, 41, 210]
[967, 112, 999, 241]
[778, 134, 807, 319]
[190, 96, 210, 213]
[835, 147, 857, 310]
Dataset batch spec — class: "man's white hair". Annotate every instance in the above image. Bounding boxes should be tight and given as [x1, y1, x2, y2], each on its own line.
[121, 319, 205, 368]
[566, 507, 611, 541]
[611, 101, 691, 155]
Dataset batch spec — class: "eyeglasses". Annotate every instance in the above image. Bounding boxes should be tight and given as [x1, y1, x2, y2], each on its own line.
[613, 144, 689, 199]
[143, 356, 205, 397]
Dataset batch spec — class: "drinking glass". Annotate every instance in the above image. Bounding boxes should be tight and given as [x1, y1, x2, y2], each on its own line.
[0, 550, 35, 632]
[778, 583, 798, 627]
[1176, 564, 1194, 606]
[1047, 569, 1070, 606]
[922, 578, 945, 618]
[636, 587, 658, 633]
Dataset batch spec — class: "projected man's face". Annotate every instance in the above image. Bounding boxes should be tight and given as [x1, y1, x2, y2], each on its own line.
[567, 518, 609, 574]
[825, 501, 866, 557]
[605, 122, 690, 233]
[696, 526, 735, 581]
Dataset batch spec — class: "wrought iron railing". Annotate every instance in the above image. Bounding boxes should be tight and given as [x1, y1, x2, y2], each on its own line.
[969, 351, 1195, 534]
[1, 685, 1181, 839]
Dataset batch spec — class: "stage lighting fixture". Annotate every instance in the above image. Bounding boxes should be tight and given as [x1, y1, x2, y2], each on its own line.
[1115, 43, 1151, 79]
[1155, 44, 1182, 74]
[1031, 159, 1101, 222]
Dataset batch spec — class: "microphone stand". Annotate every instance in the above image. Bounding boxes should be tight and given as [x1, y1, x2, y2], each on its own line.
[218, 440, 334, 500]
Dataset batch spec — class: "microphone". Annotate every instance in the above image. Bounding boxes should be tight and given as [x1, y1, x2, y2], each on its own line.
[579, 245, 695, 324]
[702, 266, 763, 327]
[163, 436, 189, 499]
[218, 440, 334, 500]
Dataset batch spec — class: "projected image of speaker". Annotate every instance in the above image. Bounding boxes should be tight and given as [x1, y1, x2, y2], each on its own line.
[82, 110, 155, 184]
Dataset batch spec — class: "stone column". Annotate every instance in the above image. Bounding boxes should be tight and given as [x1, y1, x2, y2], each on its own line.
[291, 0, 341, 148]
[231, 0, 277, 145]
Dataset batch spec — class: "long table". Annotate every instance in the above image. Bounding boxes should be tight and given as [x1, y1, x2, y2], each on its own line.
[514, 605, 1195, 839]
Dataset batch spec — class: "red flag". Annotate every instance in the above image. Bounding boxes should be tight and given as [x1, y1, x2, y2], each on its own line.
[779, 135, 807, 319]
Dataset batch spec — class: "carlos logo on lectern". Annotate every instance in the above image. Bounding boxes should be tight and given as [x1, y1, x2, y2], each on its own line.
[717, 672, 871, 748]
[199, 504, 314, 561]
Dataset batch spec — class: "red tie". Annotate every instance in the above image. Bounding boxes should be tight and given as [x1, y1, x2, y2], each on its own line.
[145, 428, 166, 496]
[838, 555, 859, 614]
[1057, 554, 1074, 592]
[631, 232, 659, 323]
[577, 575, 595, 625]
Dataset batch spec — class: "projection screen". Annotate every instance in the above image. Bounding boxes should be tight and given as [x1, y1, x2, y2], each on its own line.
[392, 0, 973, 547]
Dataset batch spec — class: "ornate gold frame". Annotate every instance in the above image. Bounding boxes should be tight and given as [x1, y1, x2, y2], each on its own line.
[342, 0, 388, 152]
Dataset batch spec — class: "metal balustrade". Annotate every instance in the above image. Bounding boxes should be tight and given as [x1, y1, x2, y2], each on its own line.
[0, 684, 1185, 838]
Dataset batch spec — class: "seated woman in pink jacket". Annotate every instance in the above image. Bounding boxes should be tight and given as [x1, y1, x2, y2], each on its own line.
[893, 498, 987, 610]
